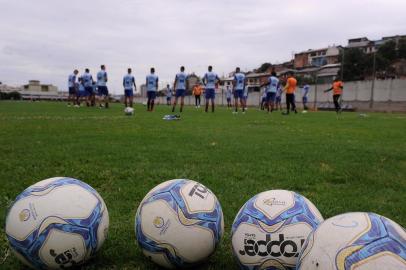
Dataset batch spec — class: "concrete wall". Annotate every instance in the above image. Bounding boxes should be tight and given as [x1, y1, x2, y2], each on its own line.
[133, 79, 406, 112]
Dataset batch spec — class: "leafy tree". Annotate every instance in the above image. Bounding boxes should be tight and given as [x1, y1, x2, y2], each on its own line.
[0, 91, 22, 100]
[8, 91, 22, 100]
[377, 40, 397, 61]
[340, 48, 369, 81]
[257, 63, 272, 73]
[398, 38, 406, 59]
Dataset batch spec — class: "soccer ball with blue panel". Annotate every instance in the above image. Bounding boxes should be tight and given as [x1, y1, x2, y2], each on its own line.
[297, 212, 406, 270]
[5, 177, 109, 269]
[231, 190, 324, 270]
[135, 179, 224, 268]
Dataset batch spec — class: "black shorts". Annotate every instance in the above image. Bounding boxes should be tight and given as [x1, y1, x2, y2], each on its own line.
[85, 87, 93, 95]
[147, 91, 156, 100]
[68, 87, 76, 95]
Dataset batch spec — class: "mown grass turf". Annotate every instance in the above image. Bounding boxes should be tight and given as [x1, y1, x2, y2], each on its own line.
[0, 101, 405, 269]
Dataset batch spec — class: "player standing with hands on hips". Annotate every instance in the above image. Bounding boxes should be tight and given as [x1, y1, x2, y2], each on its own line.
[202, 66, 221, 113]
[202, 66, 220, 112]
[260, 71, 279, 113]
[324, 78, 344, 114]
[233, 67, 246, 114]
[172, 66, 188, 113]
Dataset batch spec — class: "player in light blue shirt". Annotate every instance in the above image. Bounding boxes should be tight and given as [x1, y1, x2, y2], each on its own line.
[76, 76, 86, 107]
[202, 66, 220, 113]
[260, 90, 267, 110]
[146, 67, 159, 112]
[233, 67, 246, 113]
[302, 83, 310, 110]
[67, 69, 78, 107]
[225, 85, 232, 108]
[275, 84, 283, 111]
[172, 66, 189, 113]
[81, 68, 94, 107]
[96, 65, 109, 108]
[260, 71, 279, 113]
[243, 85, 249, 111]
[166, 84, 172, 105]
[123, 68, 136, 108]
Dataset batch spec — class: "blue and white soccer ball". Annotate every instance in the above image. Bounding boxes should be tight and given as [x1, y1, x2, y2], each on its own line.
[135, 179, 224, 268]
[297, 212, 406, 270]
[231, 190, 324, 270]
[5, 177, 109, 269]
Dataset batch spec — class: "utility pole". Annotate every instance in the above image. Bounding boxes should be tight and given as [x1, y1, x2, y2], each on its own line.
[370, 51, 377, 109]
[313, 72, 318, 110]
[341, 47, 345, 81]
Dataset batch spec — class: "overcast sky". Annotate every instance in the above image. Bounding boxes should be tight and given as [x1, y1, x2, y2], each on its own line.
[1, 0, 405, 93]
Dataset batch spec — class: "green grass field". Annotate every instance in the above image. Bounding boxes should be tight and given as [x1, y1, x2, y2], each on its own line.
[0, 101, 405, 269]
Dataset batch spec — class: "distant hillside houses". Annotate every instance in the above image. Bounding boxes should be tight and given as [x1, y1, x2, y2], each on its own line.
[226, 34, 406, 91]
[295, 35, 406, 70]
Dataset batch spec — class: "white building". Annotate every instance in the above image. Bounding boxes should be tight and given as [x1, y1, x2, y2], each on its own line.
[0, 80, 62, 100]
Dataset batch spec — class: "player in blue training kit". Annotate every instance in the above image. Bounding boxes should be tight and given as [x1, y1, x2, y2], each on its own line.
[172, 66, 188, 113]
[68, 69, 78, 107]
[260, 91, 267, 110]
[82, 68, 94, 107]
[275, 84, 283, 111]
[261, 71, 279, 113]
[202, 65, 221, 113]
[226, 85, 232, 108]
[96, 65, 109, 108]
[166, 84, 172, 105]
[76, 77, 86, 107]
[146, 67, 159, 112]
[123, 68, 136, 108]
[233, 67, 246, 113]
[302, 83, 310, 110]
[91, 81, 97, 106]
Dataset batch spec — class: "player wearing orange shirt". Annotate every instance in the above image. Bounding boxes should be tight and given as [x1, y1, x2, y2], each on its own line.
[192, 84, 203, 108]
[282, 72, 298, 115]
[324, 78, 344, 114]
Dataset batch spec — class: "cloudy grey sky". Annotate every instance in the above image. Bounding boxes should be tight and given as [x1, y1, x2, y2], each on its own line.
[1, 0, 405, 93]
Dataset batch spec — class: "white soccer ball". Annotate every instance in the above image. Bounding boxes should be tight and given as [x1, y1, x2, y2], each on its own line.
[124, 107, 134, 115]
[5, 177, 109, 269]
[135, 179, 224, 268]
[231, 190, 324, 269]
[297, 212, 406, 270]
